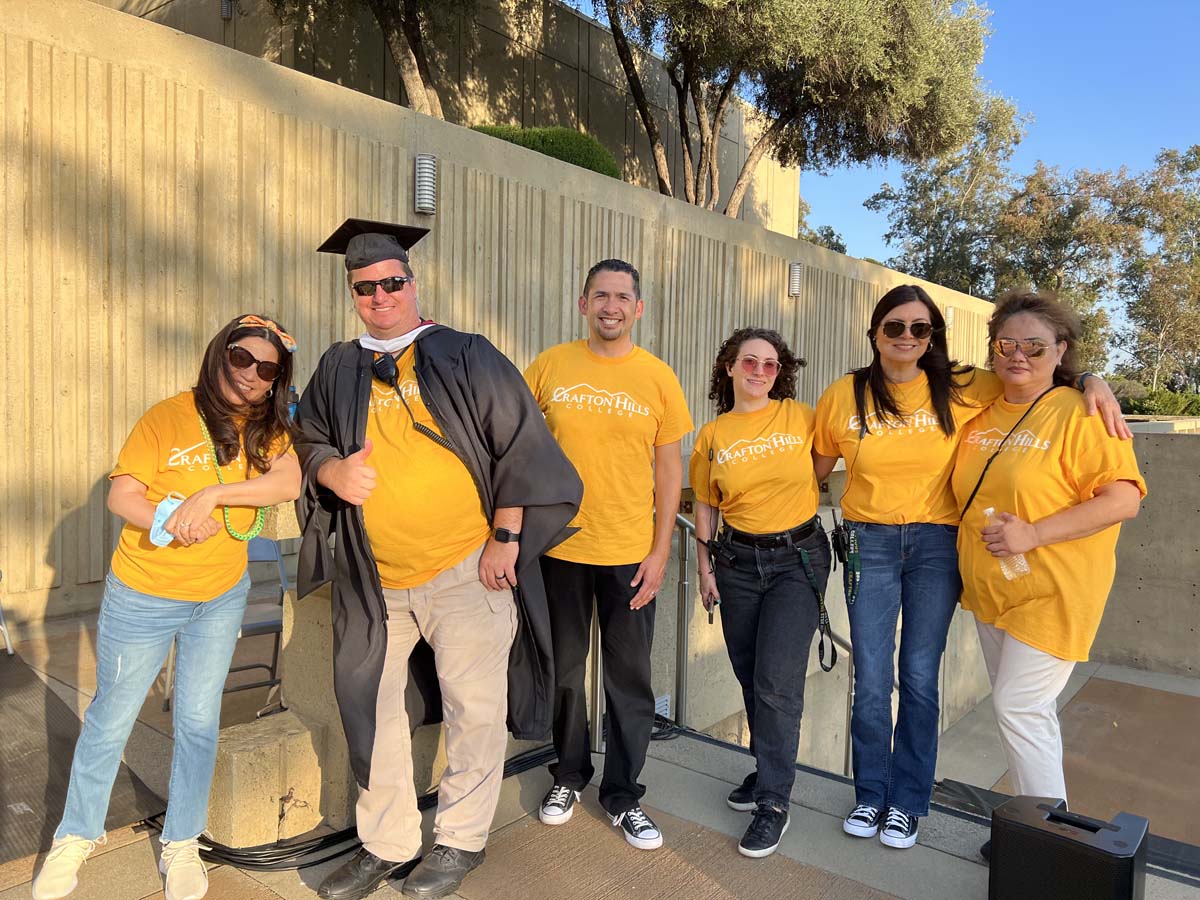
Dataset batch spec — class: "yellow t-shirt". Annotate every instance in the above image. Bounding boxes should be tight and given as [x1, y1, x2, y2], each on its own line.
[362, 350, 492, 589]
[109, 391, 295, 601]
[525, 340, 693, 565]
[952, 389, 1146, 662]
[813, 369, 1002, 524]
[689, 400, 819, 533]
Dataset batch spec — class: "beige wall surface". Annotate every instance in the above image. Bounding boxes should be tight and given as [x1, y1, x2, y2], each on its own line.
[0, 0, 994, 628]
[1093, 433, 1200, 677]
[88, 0, 801, 235]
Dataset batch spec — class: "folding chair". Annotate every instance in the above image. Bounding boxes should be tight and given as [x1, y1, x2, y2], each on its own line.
[0, 568, 13, 656]
[163, 537, 287, 712]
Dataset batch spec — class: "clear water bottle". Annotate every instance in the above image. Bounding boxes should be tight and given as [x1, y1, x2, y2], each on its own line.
[984, 507, 1030, 581]
[287, 385, 300, 421]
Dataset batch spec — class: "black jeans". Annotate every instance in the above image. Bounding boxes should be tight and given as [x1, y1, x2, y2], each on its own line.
[712, 520, 831, 808]
[540, 556, 656, 816]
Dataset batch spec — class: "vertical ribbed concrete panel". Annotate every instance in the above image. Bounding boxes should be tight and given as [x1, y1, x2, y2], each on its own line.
[0, 0, 996, 622]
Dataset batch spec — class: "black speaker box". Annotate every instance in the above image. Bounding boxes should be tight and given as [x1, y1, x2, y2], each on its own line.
[989, 796, 1148, 900]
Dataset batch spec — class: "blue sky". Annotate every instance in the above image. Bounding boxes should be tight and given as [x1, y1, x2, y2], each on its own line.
[800, 0, 1200, 264]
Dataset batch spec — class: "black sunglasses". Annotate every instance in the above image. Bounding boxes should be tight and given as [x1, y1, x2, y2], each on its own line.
[880, 320, 936, 340]
[227, 344, 282, 382]
[351, 275, 413, 297]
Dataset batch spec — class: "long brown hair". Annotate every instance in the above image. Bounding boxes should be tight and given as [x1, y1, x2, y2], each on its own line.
[853, 285, 973, 437]
[708, 327, 803, 414]
[193, 314, 296, 474]
[987, 291, 1081, 388]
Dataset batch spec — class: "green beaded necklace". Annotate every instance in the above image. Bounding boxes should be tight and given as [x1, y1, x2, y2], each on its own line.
[198, 413, 266, 542]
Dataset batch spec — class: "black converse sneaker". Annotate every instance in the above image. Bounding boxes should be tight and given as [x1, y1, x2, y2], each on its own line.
[726, 771, 758, 812]
[842, 804, 883, 838]
[879, 807, 918, 849]
[611, 806, 663, 850]
[539, 783, 581, 825]
[738, 804, 790, 858]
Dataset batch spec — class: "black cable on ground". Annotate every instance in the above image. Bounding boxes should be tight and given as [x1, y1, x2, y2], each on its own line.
[143, 742, 559, 870]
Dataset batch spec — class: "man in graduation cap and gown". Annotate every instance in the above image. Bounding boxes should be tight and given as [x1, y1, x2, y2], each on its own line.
[294, 218, 582, 900]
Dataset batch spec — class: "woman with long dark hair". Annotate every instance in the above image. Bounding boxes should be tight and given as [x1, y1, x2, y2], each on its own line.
[812, 285, 1125, 850]
[33, 315, 301, 900]
[691, 327, 831, 859]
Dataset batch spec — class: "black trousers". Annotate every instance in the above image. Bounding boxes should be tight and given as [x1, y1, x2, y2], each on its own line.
[540, 556, 656, 816]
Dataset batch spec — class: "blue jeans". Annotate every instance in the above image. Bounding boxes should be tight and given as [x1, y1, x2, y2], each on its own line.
[712, 521, 831, 808]
[56, 571, 249, 842]
[844, 521, 960, 817]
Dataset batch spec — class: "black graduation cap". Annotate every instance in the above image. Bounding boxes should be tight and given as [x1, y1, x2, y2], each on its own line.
[317, 217, 431, 271]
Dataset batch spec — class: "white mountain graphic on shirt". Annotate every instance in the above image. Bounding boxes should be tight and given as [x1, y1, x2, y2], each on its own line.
[550, 383, 650, 416]
[966, 426, 1051, 452]
[848, 407, 941, 431]
[716, 431, 806, 464]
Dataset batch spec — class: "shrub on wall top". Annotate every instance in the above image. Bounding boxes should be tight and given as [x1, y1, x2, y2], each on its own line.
[472, 125, 621, 179]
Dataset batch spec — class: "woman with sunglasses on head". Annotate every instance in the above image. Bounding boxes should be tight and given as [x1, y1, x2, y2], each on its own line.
[691, 328, 832, 860]
[811, 285, 1128, 851]
[953, 293, 1142, 859]
[33, 315, 301, 900]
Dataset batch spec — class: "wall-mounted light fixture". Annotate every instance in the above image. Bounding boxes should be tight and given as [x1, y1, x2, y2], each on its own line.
[787, 261, 804, 297]
[414, 154, 438, 215]
[220, 0, 234, 20]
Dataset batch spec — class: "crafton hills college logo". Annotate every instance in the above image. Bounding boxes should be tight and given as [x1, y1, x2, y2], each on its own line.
[716, 432, 806, 465]
[550, 382, 651, 417]
[965, 427, 1052, 454]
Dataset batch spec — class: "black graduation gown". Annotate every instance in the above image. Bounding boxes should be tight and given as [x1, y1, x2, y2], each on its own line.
[293, 325, 582, 789]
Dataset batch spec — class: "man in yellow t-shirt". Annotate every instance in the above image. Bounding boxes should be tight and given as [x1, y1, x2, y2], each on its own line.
[295, 220, 581, 900]
[524, 259, 693, 851]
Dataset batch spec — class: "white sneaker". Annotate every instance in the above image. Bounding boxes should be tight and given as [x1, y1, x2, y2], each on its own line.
[540, 783, 581, 825]
[159, 837, 209, 900]
[32, 835, 106, 900]
[611, 806, 663, 850]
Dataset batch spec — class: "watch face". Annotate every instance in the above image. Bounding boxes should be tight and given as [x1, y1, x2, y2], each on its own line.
[494, 528, 520, 543]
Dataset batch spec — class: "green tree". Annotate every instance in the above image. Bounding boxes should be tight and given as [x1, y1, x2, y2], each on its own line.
[593, 0, 992, 218]
[1114, 146, 1200, 390]
[266, 0, 538, 120]
[865, 97, 1025, 296]
[797, 196, 846, 253]
[990, 164, 1139, 369]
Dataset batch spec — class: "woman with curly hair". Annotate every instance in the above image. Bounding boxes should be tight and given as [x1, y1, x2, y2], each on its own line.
[33, 314, 301, 900]
[690, 327, 831, 859]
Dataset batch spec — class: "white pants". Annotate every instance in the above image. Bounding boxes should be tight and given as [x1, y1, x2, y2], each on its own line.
[975, 620, 1076, 803]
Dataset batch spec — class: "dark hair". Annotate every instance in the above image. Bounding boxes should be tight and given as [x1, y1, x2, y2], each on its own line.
[708, 328, 802, 414]
[193, 314, 296, 475]
[582, 258, 641, 299]
[987, 291, 1081, 387]
[853, 284, 972, 437]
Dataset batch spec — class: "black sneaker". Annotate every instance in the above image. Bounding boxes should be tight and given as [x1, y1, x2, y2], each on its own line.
[539, 783, 580, 826]
[726, 771, 758, 812]
[611, 806, 663, 850]
[738, 804, 790, 858]
[879, 807, 918, 849]
[842, 804, 882, 838]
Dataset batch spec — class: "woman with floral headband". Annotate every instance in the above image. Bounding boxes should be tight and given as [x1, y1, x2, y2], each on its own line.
[33, 315, 301, 900]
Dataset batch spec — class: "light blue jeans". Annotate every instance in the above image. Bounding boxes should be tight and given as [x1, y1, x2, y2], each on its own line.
[55, 571, 249, 842]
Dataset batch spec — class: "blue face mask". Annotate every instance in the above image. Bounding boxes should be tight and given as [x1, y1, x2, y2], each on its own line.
[150, 492, 187, 547]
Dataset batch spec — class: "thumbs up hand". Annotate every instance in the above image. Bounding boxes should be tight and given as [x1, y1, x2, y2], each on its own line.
[318, 438, 378, 505]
